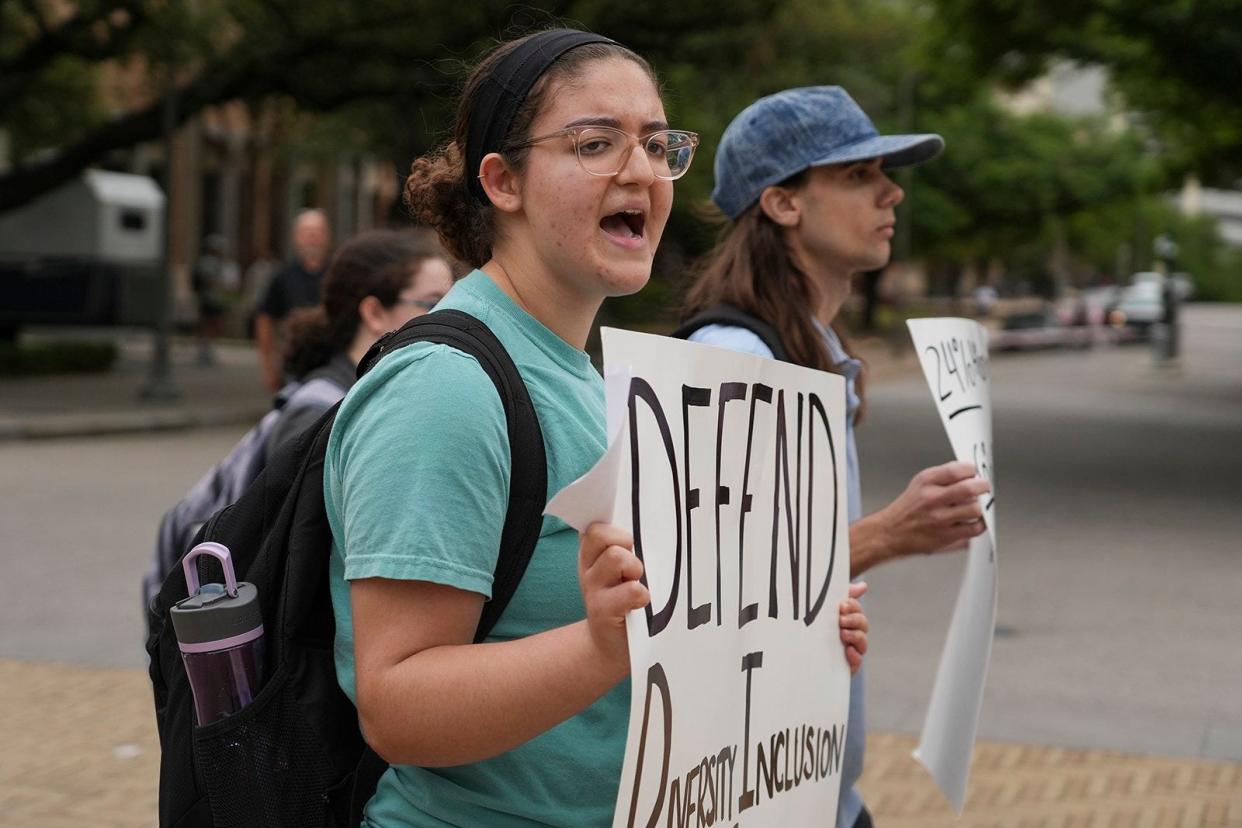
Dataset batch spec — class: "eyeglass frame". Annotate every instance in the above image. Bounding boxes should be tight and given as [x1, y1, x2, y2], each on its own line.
[509, 125, 700, 180]
[392, 296, 440, 311]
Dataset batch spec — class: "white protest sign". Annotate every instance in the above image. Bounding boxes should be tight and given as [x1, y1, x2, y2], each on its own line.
[549, 328, 853, 827]
[905, 317, 998, 813]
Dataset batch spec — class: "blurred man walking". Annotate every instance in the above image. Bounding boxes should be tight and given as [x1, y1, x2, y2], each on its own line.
[254, 209, 331, 390]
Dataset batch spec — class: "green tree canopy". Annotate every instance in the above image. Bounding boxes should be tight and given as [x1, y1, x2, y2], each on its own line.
[0, 0, 780, 214]
[929, 0, 1242, 183]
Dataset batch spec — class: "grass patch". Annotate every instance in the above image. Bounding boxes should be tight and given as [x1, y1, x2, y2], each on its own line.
[0, 340, 119, 376]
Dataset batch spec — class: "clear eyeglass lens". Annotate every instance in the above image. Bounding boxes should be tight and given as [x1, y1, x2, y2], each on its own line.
[574, 128, 695, 179]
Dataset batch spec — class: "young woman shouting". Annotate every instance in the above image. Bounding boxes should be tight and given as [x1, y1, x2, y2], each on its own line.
[327, 37, 868, 827]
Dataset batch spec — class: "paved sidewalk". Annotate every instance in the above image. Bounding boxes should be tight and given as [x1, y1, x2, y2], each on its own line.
[0, 326, 922, 442]
[0, 330, 272, 441]
[1, 659, 1238, 827]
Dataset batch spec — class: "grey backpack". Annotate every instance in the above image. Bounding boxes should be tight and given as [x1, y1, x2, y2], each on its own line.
[141, 377, 345, 624]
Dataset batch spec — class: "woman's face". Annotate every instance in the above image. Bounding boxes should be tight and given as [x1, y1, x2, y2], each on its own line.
[511, 56, 673, 302]
[378, 257, 454, 332]
[789, 159, 905, 277]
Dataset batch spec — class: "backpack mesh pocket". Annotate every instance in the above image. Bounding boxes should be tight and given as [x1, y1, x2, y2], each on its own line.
[192, 663, 338, 827]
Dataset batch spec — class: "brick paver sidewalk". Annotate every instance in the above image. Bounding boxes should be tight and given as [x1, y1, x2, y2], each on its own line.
[859, 733, 1242, 827]
[2, 659, 1238, 827]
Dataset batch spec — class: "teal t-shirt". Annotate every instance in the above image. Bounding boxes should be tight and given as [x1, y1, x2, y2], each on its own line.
[324, 271, 629, 827]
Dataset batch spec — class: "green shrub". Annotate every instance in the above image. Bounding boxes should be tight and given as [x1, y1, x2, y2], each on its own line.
[0, 340, 119, 376]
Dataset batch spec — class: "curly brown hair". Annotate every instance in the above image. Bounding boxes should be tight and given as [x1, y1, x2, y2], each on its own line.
[403, 30, 657, 267]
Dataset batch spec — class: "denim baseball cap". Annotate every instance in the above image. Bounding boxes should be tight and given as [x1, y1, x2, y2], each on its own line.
[711, 86, 944, 220]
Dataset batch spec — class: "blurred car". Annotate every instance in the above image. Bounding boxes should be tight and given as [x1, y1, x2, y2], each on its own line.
[989, 308, 1095, 351]
[1079, 286, 1122, 327]
[1108, 276, 1165, 340]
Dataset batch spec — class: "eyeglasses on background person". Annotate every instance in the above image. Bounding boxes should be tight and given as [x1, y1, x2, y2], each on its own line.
[393, 296, 440, 312]
[513, 125, 699, 180]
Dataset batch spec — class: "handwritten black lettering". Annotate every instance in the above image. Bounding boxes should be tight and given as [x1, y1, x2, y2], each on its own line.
[683, 384, 713, 630]
[737, 384, 772, 628]
[768, 389, 800, 619]
[714, 383, 748, 628]
[629, 377, 683, 637]
[751, 723, 847, 809]
[627, 662, 673, 828]
[925, 344, 952, 402]
[666, 743, 737, 827]
[803, 393, 838, 626]
[737, 651, 763, 813]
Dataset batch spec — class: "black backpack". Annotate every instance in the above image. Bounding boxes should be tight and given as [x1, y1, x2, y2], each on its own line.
[671, 303, 790, 361]
[146, 310, 547, 828]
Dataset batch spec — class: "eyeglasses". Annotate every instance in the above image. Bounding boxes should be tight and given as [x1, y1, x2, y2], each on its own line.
[393, 297, 439, 311]
[513, 126, 700, 180]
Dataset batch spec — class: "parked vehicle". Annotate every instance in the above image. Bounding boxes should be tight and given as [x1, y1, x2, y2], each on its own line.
[1109, 276, 1166, 340]
[0, 171, 165, 336]
[1078, 286, 1122, 328]
[989, 308, 1095, 351]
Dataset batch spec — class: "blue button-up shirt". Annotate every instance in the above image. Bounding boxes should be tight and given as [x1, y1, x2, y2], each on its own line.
[688, 322, 865, 828]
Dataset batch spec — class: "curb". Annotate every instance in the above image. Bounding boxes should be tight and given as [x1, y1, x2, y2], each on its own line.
[0, 404, 270, 442]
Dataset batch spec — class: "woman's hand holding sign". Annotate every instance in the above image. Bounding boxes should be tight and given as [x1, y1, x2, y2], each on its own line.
[851, 461, 991, 575]
[579, 522, 651, 679]
[839, 582, 869, 675]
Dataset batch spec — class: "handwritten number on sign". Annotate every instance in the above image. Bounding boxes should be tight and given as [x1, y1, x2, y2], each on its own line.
[925, 345, 952, 402]
[945, 340, 966, 392]
[972, 442, 993, 507]
[957, 338, 977, 386]
[967, 336, 989, 383]
[972, 441, 995, 561]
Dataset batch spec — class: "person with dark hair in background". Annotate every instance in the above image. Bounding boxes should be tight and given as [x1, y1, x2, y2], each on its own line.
[269, 229, 453, 453]
[144, 228, 452, 625]
[255, 208, 332, 390]
[324, 29, 870, 826]
[680, 86, 992, 828]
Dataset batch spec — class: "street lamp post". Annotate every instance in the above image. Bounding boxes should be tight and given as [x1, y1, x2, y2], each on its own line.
[140, 70, 182, 401]
[1151, 233, 1180, 364]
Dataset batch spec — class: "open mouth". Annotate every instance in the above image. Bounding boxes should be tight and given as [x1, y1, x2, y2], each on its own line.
[600, 209, 646, 243]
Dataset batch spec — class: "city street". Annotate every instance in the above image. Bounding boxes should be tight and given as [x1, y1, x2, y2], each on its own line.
[0, 305, 1239, 778]
[858, 304, 1242, 761]
[0, 375, 1216, 801]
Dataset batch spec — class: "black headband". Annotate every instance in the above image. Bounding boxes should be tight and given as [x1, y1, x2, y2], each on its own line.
[466, 29, 618, 204]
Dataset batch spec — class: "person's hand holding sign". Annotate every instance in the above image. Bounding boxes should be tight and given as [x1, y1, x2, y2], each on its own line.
[851, 461, 991, 574]
[578, 522, 651, 680]
[839, 582, 869, 675]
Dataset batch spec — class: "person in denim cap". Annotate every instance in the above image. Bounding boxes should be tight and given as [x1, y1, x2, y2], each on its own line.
[681, 86, 993, 828]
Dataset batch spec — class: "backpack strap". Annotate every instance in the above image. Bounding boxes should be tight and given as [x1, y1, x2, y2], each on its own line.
[358, 309, 547, 641]
[345, 309, 548, 827]
[285, 377, 348, 411]
[671, 303, 791, 363]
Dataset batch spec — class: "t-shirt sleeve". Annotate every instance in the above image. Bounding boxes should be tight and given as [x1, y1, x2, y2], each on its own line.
[687, 323, 776, 359]
[329, 346, 510, 597]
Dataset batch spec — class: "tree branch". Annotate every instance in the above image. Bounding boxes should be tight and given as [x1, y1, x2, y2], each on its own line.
[0, 0, 148, 115]
[18, 0, 51, 37]
[0, 25, 416, 213]
[1, 0, 146, 74]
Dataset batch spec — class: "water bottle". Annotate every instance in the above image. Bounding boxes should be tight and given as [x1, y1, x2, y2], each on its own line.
[171, 542, 265, 725]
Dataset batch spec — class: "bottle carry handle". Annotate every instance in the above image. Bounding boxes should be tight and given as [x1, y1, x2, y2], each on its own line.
[182, 542, 239, 598]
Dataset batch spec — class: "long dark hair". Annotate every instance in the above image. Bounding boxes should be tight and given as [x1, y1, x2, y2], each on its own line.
[282, 230, 447, 379]
[682, 173, 868, 421]
[403, 30, 657, 267]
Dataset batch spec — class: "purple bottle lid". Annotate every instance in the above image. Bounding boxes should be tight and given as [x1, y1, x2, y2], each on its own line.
[170, 543, 263, 652]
